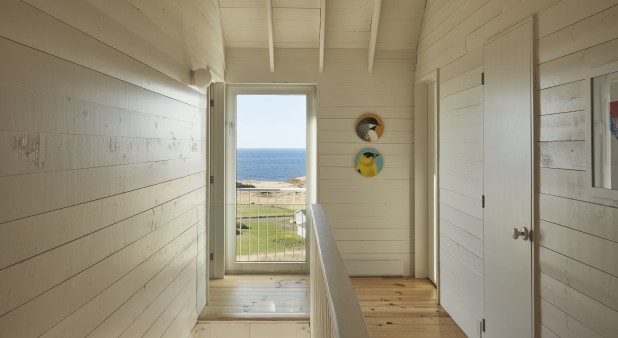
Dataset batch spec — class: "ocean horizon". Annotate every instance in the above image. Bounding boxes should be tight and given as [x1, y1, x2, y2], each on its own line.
[237, 148, 306, 182]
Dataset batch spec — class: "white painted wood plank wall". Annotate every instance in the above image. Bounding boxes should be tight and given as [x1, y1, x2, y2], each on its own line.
[417, 0, 618, 337]
[226, 47, 414, 276]
[0, 1, 209, 337]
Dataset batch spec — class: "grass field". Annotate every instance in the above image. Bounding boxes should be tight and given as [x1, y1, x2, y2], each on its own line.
[236, 219, 306, 261]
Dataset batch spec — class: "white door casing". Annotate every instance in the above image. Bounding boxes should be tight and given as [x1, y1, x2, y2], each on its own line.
[427, 81, 439, 285]
[483, 19, 534, 338]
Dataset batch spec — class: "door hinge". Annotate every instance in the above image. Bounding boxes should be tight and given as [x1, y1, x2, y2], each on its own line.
[481, 72, 485, 85]
[210, 99, 215, 107]
[210, 253, 214, 261]
[210, 176, 214, 184]
[482, 195, 485, 208]
[481, 318, 486, 333]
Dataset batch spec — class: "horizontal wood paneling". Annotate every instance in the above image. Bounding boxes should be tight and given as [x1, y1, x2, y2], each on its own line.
[540, 298, 603, 338]
[537, 219, 617, 276]
[539, 111, 586, 142]
[537, 0, 618, 38]
[539, 80, 586, 115]
[0, 8, 206, 338]
[0, 0, 205, 104]
[539, 246, 618, 311]
[539, 4, 618, 63]
[540, 273, 618, 337]
[539, 194, 618, 242]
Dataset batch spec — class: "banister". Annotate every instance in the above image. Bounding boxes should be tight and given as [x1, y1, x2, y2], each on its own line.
[309, 204, 371, 338]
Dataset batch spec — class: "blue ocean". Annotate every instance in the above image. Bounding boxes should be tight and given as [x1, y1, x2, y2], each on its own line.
[237, 148, 306, 182]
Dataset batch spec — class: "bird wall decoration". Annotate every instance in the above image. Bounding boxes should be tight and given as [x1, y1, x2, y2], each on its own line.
[355, 148, 383, 177]
[355, 113, 384, 142]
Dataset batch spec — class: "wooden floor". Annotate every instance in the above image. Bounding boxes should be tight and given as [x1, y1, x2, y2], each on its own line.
[199, 274, 310, 321]
[352, 277, 466, 338]
[199, 275, 464, 337]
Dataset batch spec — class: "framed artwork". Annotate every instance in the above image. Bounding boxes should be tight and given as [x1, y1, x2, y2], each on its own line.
[355, 113, 384, 142]
[355, 148, 383, 177]
[584, 61, 618, 200]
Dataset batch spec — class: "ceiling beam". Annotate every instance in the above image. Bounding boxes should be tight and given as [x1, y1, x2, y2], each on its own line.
[214, 0, 226, 73]
[266, 0, 275, 72]
[367, 0, 382, 73]
[319, 0, 325, 72]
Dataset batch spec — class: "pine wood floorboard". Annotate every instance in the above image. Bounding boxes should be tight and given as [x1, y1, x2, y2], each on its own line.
[352, 277, 467, 338]
[199, 275, 465, 337]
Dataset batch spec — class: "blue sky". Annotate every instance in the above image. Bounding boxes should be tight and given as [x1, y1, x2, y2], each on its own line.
[236, 95, 306, 148]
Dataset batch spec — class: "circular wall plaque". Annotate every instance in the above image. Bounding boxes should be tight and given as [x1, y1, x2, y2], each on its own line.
[355, 148, 383, 177]
[355, 113, 384, 142]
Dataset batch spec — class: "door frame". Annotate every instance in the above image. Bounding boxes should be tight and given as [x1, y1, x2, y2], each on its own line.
[482, 17, 537, 337]
[414, 70, 440, 291]
[224, 84, 317, 274]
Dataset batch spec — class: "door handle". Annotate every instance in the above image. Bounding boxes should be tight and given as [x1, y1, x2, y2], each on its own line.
[511, 227, 529, 241]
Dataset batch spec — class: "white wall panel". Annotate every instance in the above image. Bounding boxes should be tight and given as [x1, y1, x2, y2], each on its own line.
[0, 3, 208, 335]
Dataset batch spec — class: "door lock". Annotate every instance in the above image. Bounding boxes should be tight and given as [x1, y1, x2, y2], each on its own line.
[511, 227, 529, 241]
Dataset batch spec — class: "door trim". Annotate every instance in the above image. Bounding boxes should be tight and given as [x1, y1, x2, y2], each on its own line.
[414, 70, 440, 293]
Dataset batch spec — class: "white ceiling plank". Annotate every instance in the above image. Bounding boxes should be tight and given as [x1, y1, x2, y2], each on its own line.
[327, 31, 370, 44]
[272, 8, 320, 20]
[274, 20, 319, 41]
[266, 0, 275, 72]
[220, 7, 266, 20]
[319, 0, 325, 72]
[221, 18, 267, 32]
[326, 0, 373, 9]
[367, 0, 381, 73]
[276, 42, 319, 48]
[226, 41, 269, 48]
[325, 42, 366, 48]
[272, 0, 321, 8]
[218, 0, 266, 8]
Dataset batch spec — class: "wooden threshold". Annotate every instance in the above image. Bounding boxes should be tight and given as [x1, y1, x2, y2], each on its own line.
[199, 274, 309, 322]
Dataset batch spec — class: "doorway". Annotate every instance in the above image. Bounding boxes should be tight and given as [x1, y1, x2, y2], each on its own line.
[225, 85, 316, 274]
[414, 70, 439, 287]
[483, 19, 534, 338]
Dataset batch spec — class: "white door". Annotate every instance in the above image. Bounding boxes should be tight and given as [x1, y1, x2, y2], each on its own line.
[483, 20, 533, 338]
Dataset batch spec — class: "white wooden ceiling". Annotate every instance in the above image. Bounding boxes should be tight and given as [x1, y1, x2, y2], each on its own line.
[218, 0, 426, 71]
[79, 0, 425, 79]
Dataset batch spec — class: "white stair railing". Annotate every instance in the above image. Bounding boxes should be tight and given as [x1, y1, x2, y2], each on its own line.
[309, 204, 370, 338]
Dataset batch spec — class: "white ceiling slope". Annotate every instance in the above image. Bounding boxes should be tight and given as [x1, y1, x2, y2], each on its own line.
[56, 0, 424, 80]
[219, 0, 426, 72]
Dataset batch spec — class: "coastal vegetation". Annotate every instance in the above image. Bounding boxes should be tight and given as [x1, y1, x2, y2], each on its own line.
[236, 219, 305, 260]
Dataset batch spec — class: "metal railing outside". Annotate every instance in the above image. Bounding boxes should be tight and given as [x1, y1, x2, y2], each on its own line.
[309, 204, 371, 338]
[235, 188, 306, 262]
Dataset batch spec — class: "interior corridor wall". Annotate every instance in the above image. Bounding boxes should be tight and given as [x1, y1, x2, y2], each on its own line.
[226, 48, 415, 276]
[416, 0, 618, 336]
[0, 1, 208, 337]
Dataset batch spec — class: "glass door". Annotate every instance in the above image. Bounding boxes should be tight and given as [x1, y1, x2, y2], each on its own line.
[225, 85, 316, 273]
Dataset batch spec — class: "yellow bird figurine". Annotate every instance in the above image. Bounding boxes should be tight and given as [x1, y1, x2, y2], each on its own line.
[356, 151, 380, 177]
